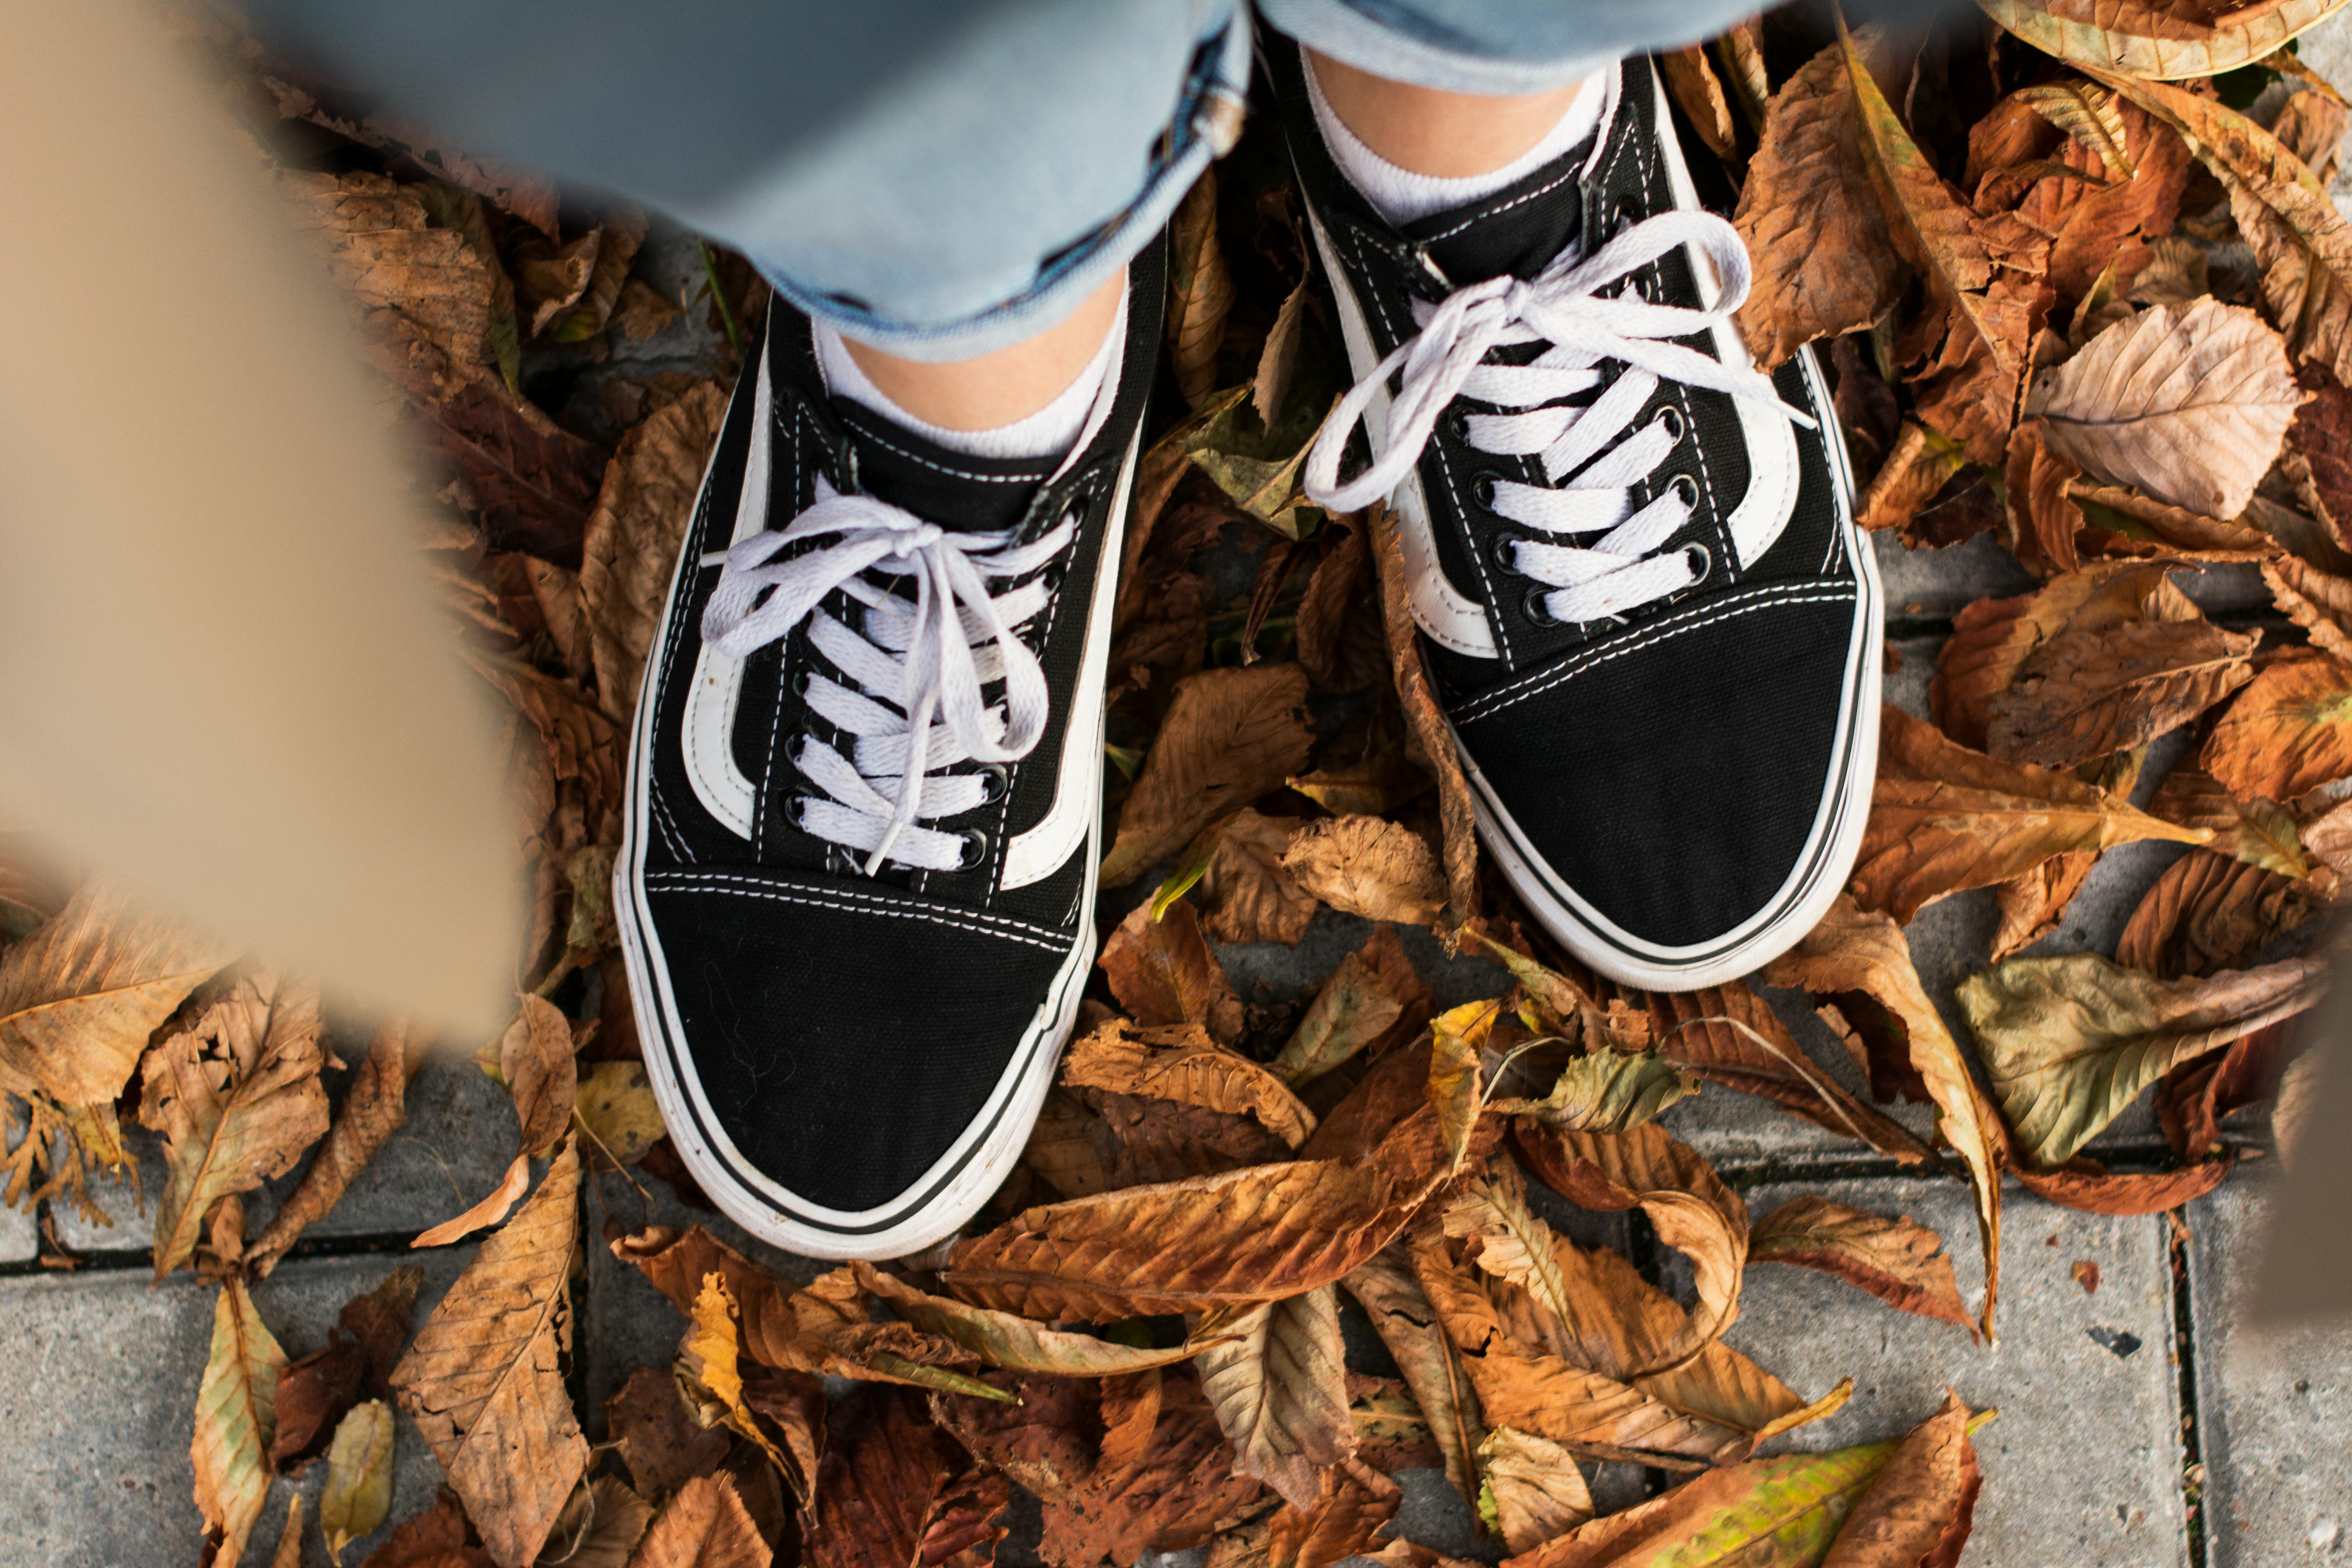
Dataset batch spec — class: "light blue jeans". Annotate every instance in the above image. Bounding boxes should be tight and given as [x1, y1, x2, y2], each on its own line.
[252, 0, 1762, 360]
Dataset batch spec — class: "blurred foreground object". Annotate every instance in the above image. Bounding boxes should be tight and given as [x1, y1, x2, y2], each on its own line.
[2257, 931, 2352, 1326]
[0, 0, 516, 1033]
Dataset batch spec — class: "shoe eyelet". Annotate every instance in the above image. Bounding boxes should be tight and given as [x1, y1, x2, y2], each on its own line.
[1681, 542, 1713, 584]
[1494, 535, 1527, 577]
[1659, 406, 1685, 443]
[1472, 470, 1505, 508]
[1523, 586, 1559, 627]
[1668, 473, 1700, 509]
[955, 827, 991, 872]
[781, 792, 818, 831]
[975, 764, 1009, 804]
[790, 668, 815, 699]
[1444, 408, 1473, 444]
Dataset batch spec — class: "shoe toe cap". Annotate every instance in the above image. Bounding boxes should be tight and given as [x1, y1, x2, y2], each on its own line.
[639, 875, 1072, 1217]
[1454, 585, 1866, 951]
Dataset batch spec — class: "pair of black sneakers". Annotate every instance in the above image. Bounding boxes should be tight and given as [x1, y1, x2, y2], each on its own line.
[614, 44, 1881, 1259]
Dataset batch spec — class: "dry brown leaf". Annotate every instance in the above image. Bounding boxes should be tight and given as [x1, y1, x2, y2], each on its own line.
[2267, 554, 2352, 662]
[249, 1017, 413, 1278]
[0, 882, 231, 1105]
[941, 1027, 1479, 1320]
[1168, 171, 1235, 408]
[1982, 0, 2348, 79]
[804, 1386, 1009, 1568]
[1488, 1049, 1700, 1135]
[271, 1265, 421, 1472]
[1820, 1390, 1981, 1568]
[1932, 564, 2146, 747]
[1983, 608, 2256, 768]
[268, 1495, 303, 1568]
[1444, 1166, 1574, 1328]
[2072, 481, 2281, 565]
[581, 380, 730, 722]
[1857, 705, 2205, 920]
[2204, 652, 2352, 800]
[1766, 897, 2003, 1338]
[1369, 506, 1477, 922]
[852, 1261, 1217, 1378]
[1097, 898, 1247, 1044]
[1062, 1017, 1316, 1149]
[412, 1153, 530, 1249]
[138, 973, 329, 1279]
[1265, 1461, 1401, 1568]
[1459, 1348, 1747, 1469]
[1295, 513, 1387, 695]
[350, 1489, 494, 1568]
[2104, 72, 2352, 388]
[501, 994, 578, 1159]
[2148, 767, 2309, 877]
[1270, 923, 1427, 1088]
[1660, 45, 1738, 160]
[1255, 276, 1312, 430]
[1195, 810, 1318, 946]
[2016, 1154, 2234, 1213]
[321, 1398, 397, 1560]
[1733, 37, 1904, 367]
[552, 209, 649, 341]
[1342, 1246, 1486, 1504]
[192, 1278, 285, 1568]
[2159, 1011, 2299, 1160]
[1476, 1428, 1594, 1556]
[1750, 1196, 1976, 1338]
[1959, 951, 2326, 1167]
[1197, 1286, 1354, 1510]
[934, 1370, 1270, 1568]
[1102, 664, 1314, 887]
[607, 1364, 733, 1502]
[1993, 850, 2099, 965]
[1280, 815, 1444, 927]
[2024, 297, 2305, 517]
[630, 1473, 773, 1568]
[1510, 1125, 1746, 1376]
[577, 1060, 668, 1170]
[2116, 847, 2323, 977]
[390, 1139, 590, 1568]
[2002, 419, 2085, 574]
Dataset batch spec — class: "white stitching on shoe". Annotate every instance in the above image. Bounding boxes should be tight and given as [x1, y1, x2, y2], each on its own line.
[643, 869, 1071, 950]
[850, 423, 1052, 485]
[1453, 582, 1857, 721]
[1418, 162, 1584, 244]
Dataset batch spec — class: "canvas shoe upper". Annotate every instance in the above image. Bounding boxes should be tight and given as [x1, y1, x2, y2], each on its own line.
[614, 247, 1160, 1259]
[1270, 42, 1880, 991]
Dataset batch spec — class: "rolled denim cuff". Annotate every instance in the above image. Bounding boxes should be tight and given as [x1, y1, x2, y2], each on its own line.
[1255, 0, 1619, 94]
[778, 11, 1251, 363]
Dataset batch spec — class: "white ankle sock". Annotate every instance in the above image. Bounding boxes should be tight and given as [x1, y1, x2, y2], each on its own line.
[1305, 57, 1609, 228]
[815, 287, 1125, 462]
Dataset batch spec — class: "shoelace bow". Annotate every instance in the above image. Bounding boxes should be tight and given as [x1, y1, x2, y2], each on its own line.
[701, 482, 1074, 874]
[1305, 207, 1809, 625]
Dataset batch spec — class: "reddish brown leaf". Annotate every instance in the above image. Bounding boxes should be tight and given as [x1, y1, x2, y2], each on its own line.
[2115, 848, 2323, 978]
[1195, 810, 1318, 946]
[1102, 664, 1314, 887]
[1061, 1016, 1315, 1149]
[1296, 514, 1386, 695]
[2203, 652, 2352, 801]
[271, 1267, 421, 1472]
[353, 1489, 495, 1568]
[631, 1473, 774, 1568]
[803, 1387, 1007, 1568]
[1097, 898, 1247, 1045]
[249, 1018, 415, 1278]
[2158, 1017, 2300, 1161]
[1281, 815, 1445, 927]
[1749, 1197, 1975, 1337]
[2013, 1156, 2233, 1214]
[606, 1364, 732, 1501]
[1370, 504, 1477, 922]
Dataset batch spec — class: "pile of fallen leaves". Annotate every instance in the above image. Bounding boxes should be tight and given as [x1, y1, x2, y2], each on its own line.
[4, 2, 2352, 1565]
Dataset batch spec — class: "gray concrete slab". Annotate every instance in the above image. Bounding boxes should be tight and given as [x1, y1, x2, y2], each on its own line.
[1699, 1174, 2188, 1568]
[1875, 532, 2035, 621]
[2187, 1173, 2352, 1568]
[2, 1248, 472, 1568]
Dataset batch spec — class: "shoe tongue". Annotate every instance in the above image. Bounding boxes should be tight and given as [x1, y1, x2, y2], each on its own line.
[833, 400, 1053, 534]
[1401, 133, 1596, 285]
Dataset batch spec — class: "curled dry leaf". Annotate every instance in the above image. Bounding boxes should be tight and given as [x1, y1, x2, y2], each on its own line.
[580, 379, 730, 722]
[390, 1139, 590, 1568]
[2003, 419, 2086, 574]
[249, 1017, 414, 1278]
[271, 1265, 421, 1472]
[539, 1476, 653, 1568]
[1488, 1049, 1700, 1134]
[606, 1363, 733, 1501]
[2159, 1016, 2300, 1161]
[412, 1153, 531, 1249]
[1167, 170, 1235, 409]
[1732, 36, 1905, 367]
[1370, 505, 1479, 920]
[1982, 584, 2256, 768]
[138, 974, 330, 1279]
[1342, 1246, 1486, 1504]
[270, 1496, 304, 1568]
[2266, 553, 2352, 662]
[2025, 297, 2305, 519]
[1270, 923, 1427, 1088]
[1766, 897, 2003, 1338]
[1820, 1390, 1981, 1568]
[1062, 1017, 1315, 1150]
[1858, 705, 2205, 921]
[2015, 1153, 2234, 1214]
[320, 1398, 396, 1561]
[0, 881, 232, 1106]
[1444, 1167, 1575, 1329]
[1933, 563, 2152, 748]
[1195, 810, 1318, 945]
[852, 1261, 1217, 1377]
[1476, 1428, 1595, 1556]
[1102, 663, 1314, 887]
[1471, 936, 1651, 1056]
[1279, 815, 1445, 927]
[631, 1473, 774, 1568]
[192, 1279, 285, 1568]
[1958, 951, 2327, 1167]
[680, 1272, 802, 1492]
[2115, 847, 2323, 978]
[502, 993, 579, 1159]
[1098, 899, 1247, 1045]
[1980, 0, 2349, 80]
[1295, 512, 1388, 695]
[2203, 652, 2352, 801]
[1511, 1124, 1746, 1376]
[1991, 848, 2100, 961]
[1749, 1196, 1976, 1338]
[1196, 1285, 1355, 1510]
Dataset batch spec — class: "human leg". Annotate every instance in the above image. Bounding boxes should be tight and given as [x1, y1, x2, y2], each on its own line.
[1260, 11, 1883, 990]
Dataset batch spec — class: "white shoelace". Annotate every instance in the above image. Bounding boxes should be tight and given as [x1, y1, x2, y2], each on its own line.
[701, 481, 1074, 874]
[1305, 209, 1808, 625]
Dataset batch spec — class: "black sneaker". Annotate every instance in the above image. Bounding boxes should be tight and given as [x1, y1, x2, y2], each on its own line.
[615, 248, 1160, 1259]
[1270, 44, 1879, 991]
